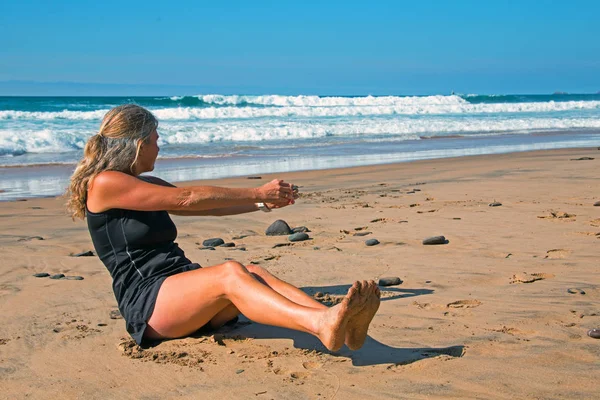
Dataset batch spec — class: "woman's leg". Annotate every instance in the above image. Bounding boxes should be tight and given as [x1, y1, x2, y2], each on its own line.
[146, 261, 374, 351]
[245, 265, 381, 349]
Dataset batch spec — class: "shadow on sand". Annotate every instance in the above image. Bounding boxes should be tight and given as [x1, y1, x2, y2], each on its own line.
[301, 283, 434, 302]
[143, 283, 464, 367]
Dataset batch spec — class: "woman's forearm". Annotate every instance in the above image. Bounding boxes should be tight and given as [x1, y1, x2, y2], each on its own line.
[173, 186, 261, 211]
[169, 203, 260, 216]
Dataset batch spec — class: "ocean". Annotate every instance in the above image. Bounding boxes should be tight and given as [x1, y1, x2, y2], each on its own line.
[1, 93, 599, 201]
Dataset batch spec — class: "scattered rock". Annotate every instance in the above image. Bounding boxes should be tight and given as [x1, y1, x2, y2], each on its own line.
[567, 288, 586, 295]
[489, 202, 502, 207]
[18, 236, 44, 242]
[109, 310, 122, 319]
[236, 369, 245, 374]
[313, 246, 320, 250]
[229, 247, 246, 251]
[353, 232, 372, 237]
[588, 329, 600, 339]
[365, 239, 380, 246]
[33, 272, 50, 278]
[291, 226, 310, 233]
[266, 220, 293, 236]
[71, 251, 95, 257]
[203, 238, 225, 247]
[49, 274, 65, 280]
[199, 246, 215, 250]
[354, 226, 368, 231]
[422, 236, 447, 245]
[30, 206, 43, 209]
[272, 243, 293, 248]
[594, 201, 600, 207]
[289, 232, 309, 242]
[247, 176, 262, 179]
[64, 276, 84, 280]
[219, 242, 236, 248]
[378, 277, 403, 286]
[570, 157, 594, 161]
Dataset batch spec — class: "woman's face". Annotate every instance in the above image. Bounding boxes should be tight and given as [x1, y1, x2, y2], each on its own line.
[136, 129, 160, 174]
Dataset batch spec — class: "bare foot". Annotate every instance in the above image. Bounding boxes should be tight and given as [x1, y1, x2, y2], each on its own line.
[345, 280, 380, 350]
[316, 281, 369, 352]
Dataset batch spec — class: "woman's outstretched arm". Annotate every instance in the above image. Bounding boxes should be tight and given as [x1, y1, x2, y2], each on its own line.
[87, 171, 294, 214]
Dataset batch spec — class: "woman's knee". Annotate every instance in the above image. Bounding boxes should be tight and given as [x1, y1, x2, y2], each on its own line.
[219, 261, 251, 287]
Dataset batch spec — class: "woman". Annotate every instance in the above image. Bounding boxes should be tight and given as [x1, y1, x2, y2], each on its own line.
[66, 104, 380, 352]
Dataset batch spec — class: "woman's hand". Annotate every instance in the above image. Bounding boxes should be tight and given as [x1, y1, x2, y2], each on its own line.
[256, 179, 295, 203]
[265, 183, 299, 209]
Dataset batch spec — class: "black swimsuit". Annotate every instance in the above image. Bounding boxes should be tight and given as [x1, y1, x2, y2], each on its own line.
[86, 201, 201, 344]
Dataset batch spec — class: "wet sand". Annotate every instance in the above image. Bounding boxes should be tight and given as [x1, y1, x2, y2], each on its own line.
[0, 147, 599, 399]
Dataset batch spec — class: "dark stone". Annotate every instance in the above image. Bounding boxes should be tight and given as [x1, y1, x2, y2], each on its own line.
[33, 272, 50, 278]
[353, 232, 372, 237]
[272, 243, 293, 248]
[378, 277, 403, 286]
[588, 329, 600, 339]
[18, 236, 44, 242]
[288, 232, 309, 242]
[30, 207, 43, 210]
[489, 202, 502, 207]
[97, 323, 107, 327]
[291, 226, 310, 233]
[203, 238, 225, 247]
[567, 288, 586, 295]
[570, 157, 594, 161]
[236, 369, 245, 374]
[422, 236, 447, 245]
[266, 220, 293, 236]
[109, 310, 122, 319]
[64, 276, 84, 280]
[219, 242, 236, 247]
[71, 251, 94, 257]
[594, 201, 600, 207]
[313, 246, 320, 250]
[247, 176, 262, 179]
[49, 274, 65, 280]
[199, 246, 215, 250]
[230, 247, 246, 251]
[365, 239, 380, 246]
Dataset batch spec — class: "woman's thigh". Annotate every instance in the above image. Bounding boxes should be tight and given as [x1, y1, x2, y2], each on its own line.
[146, 263, 234, 338]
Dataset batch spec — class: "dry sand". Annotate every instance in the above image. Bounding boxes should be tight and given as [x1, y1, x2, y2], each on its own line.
[1, 148, 599, 399]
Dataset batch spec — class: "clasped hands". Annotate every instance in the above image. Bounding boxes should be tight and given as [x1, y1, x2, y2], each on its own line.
[256, 179, 299, 210]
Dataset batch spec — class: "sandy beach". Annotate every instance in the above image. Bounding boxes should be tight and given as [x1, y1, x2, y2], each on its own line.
[1, 147, 599, 399]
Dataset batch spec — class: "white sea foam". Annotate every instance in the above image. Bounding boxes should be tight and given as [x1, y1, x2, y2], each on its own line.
[2, 97, 600, 121]
[1, 116, 599, 157]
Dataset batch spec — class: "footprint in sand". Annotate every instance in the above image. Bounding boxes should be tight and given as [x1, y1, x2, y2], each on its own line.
[118, 339, 210, 369]
[544, 249, 572, 259]
[302, 361, 323, 370]
[537, 211, 576, 220]
[510, 272, 555, 284]
[447, 299, 482, 309]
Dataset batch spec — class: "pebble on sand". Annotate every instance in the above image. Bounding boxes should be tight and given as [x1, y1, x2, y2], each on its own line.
[64, 276, 84, 280]
[203, 238, 225, 247]
[49, 274, 65, 280]
[588, 329, 600, 339]
[378, 277, 403, 286]
[288, 232, 309, 242]
[33, 272, 50, 278]
[365, 239, 380, 246]
[199, 246, 216, 250]
[422, 236, 447, 245]
[594, 201, 600, 207]
[489, 202, 502, 207]
[71, 250, 95, 257]
[266, 220, 293, 236]
[219, 242, 236, 247]
[353, 232, 372, 237]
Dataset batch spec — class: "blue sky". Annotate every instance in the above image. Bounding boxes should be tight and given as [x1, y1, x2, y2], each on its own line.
[1, 0, 599, 95]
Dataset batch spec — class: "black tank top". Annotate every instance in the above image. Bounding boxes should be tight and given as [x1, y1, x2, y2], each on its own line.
[86, 206, 192, 309]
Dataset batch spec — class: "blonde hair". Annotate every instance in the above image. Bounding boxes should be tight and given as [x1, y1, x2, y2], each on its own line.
[66, 104, 158, 219]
